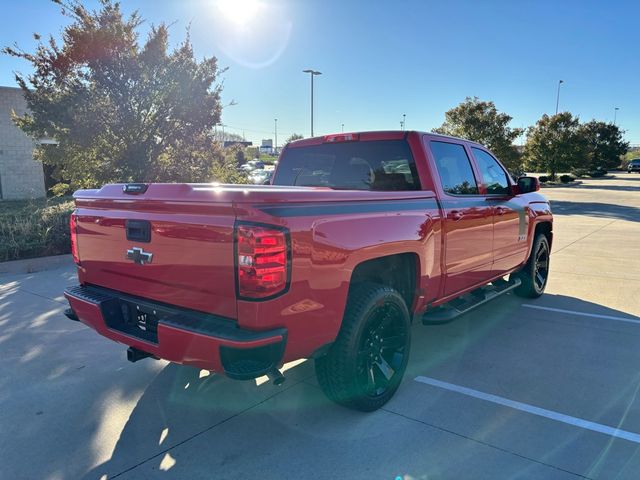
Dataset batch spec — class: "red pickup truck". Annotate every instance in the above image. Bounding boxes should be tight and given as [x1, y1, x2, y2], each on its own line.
[64, 131, 552, 411]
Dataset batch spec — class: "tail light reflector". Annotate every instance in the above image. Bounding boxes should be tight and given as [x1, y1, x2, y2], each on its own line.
[70, 211, 80, 265]
[236, 224, 289, 299]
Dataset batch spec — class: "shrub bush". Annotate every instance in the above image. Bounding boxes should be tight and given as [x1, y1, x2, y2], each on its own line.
[560, 174, 575, 183]
[538, 175, 549, 183]
[50, 183, 72, 197]
[589, 167, 607, 177]
[0, 198, 74, 262]
[570, 168, 589, 178]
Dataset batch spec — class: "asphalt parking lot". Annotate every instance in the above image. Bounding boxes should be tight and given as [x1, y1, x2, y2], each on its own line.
[1, 173, 639, 480]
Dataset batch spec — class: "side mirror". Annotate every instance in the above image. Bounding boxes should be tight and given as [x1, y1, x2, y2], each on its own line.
[517, 176, 540, 194]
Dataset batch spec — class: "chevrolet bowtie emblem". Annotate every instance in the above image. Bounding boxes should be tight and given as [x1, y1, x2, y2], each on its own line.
[126, 247, 153, 265]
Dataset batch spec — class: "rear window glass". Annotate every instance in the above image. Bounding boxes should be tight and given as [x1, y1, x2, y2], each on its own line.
[272, 140, 421, 190]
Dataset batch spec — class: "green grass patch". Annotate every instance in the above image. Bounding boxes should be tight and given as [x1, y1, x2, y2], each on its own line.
[0, 197, 74, 262]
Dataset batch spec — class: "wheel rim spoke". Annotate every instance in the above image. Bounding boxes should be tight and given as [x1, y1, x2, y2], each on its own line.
[381, 335, 404, 350]
[374, 356, 395, 382]
[533, 242, 549, 290]
[391, 351, 404, 368]
[366, 365, 377, 393]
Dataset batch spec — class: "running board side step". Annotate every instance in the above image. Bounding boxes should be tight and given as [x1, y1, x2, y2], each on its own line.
[422, 277, 521, 325]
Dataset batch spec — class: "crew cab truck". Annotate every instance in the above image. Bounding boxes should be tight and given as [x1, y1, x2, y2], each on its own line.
[64, 131, 552, 411]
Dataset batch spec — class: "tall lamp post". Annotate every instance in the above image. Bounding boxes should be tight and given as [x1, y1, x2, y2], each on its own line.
[303, 69, 322, 137]
[555, 79, 564, 115]
[274, 118, 278, 154]
[614, 107, 620, 126]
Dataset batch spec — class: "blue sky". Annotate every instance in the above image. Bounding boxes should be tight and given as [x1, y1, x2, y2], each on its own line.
[1, 0, 639, 145]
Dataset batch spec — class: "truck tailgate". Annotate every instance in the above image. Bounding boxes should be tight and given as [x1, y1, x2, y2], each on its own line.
[73, 185, 237, 318]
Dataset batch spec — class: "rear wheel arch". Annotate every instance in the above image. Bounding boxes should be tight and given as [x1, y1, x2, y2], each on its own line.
[309, 252, 420, 360]
[348, 253, 420, 314]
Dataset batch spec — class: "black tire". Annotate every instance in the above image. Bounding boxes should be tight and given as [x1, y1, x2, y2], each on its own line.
[514, 233, 550, 298]
[315, 283, 411, 411]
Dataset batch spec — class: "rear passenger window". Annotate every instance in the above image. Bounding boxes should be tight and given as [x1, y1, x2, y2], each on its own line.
[430, 141, 479, 195]
[472, 148, 510, 195]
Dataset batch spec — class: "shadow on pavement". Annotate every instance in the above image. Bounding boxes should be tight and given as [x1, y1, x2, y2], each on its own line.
[80, 361, 317, 479]
[576, 184, 640, 192]
[77, 293, 640, 479]
[549, 200, 640, 222]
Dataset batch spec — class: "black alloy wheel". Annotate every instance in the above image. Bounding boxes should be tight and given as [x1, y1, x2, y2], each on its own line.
[315, 283, 411, 411]
[356, 302, 409, 398]
[514, 233, 550, 299]
[533, 238, 550, 293]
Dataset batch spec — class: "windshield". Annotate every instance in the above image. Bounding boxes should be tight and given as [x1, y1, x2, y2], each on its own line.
[272, 140, 421, 190]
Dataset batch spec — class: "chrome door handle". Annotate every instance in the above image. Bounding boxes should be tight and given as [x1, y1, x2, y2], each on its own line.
[495, 206, 507, 216]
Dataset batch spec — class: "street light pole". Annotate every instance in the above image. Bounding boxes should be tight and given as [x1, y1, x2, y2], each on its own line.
[303, 69, 322, 137]
[341, 123, 344, 133]
[555, 79, 564, 115]
[274, 118, 278, 154]
[614, 107, 619, 126]
[403, 113, 406, 131]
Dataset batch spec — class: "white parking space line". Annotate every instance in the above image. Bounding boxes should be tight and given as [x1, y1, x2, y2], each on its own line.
[522, 304, 640, 326]
[414, 376, 640, 444]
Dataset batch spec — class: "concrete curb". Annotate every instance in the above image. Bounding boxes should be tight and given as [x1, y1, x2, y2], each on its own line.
[0, 254, 72, 275]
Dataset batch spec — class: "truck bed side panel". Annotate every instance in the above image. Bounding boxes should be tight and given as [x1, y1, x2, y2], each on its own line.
[234, 196, 443, 362]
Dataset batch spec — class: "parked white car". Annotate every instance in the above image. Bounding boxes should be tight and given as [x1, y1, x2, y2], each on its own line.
[241, 159, 265, 173]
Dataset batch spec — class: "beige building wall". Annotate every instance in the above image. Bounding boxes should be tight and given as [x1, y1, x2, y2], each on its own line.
[0, 86, 46, 200]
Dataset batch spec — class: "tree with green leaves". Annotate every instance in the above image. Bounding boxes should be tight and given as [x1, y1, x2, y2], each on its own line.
[524, 113, 588, 179]
[153, 134, 246, 184]
[580, 120, 628, 170]
[3, 0, 228, 190]
[624, 148, 640, 161]
[286, 133, 304, 143]
[433, 97, 524, 174]
[214, 131, 245, 143]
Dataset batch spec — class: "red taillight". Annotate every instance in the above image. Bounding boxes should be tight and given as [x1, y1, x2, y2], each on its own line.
[70, 211, 80, 265]
[236, 224, 289, 299]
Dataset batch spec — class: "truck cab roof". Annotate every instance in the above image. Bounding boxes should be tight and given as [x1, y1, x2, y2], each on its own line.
[287, 130, 486, 149]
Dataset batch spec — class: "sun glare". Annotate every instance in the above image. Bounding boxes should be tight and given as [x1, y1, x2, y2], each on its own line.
[217, 0, 262, 27]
